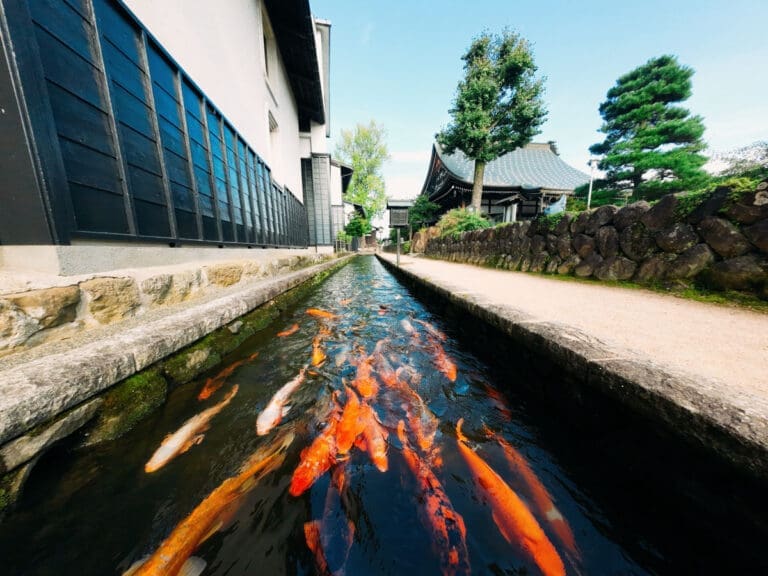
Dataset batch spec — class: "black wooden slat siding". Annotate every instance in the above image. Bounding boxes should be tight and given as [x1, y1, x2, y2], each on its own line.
[4, 0, 308, 248]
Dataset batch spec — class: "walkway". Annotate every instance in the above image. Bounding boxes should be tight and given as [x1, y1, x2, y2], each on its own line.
[379, 253, 768, 476]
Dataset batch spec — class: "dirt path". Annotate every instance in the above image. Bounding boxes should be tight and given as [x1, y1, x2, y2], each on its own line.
[382, 254, 768, 396]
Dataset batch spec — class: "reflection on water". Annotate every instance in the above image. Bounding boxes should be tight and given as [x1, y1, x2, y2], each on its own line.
[0, 256, 761, 575]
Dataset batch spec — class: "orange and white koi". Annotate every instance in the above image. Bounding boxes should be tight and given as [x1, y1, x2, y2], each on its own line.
[125, 431, 292, 576]
[277, 323, 300, 338]
[415, 318, 447, 341]
[455, 419, 565, 576]
[145, 386, 239, 473]
[397, 421, 470, 576]
[256, 367, 307, 436]
[306, 308, 338, 320]
[427, 335, 457, 382]
[485, 426, 579, 561]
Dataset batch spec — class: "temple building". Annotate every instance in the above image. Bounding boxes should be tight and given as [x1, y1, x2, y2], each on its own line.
[419, 142, 589, 223]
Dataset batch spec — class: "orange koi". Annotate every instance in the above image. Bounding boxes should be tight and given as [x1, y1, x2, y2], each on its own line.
[339, 298, 353, 306]
[397, 421, 470, 576]
[304, 521, 330, 575]
[277, 323, 300, 337]
[146, 386, 239, 473]
[125, 431, 292, 576]
[351, 356, 378, 399]
[485, 427, 579, 561]
[289, 404, 342, 497]
[455, 419, 565, 576]
[336, 386, 363, 455]
[197, 358, 246, 401]
[306, 308, 338, 320]
[357, 402, 388, 472]
[482, 383, 513, 421]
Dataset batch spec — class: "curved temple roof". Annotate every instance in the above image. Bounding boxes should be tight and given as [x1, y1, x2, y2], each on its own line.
[435, 142, 589, 192]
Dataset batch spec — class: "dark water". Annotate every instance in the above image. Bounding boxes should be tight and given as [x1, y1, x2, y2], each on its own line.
[0, 256, 763, 575]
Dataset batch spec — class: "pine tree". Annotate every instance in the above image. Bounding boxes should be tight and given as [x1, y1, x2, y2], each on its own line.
[590, 55, 708, 200]
[438, 31, 547, 212]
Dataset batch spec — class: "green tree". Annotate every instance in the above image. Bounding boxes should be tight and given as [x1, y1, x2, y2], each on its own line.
[438, 30, 547, 213]
[590, 55, 708, 200]
[409, 195, 440, 231]
[344, 215, 372, 238]
[334, 121, 389, 217]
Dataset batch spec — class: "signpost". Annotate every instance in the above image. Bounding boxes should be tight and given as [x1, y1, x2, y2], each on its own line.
[387, 202, 411, 267]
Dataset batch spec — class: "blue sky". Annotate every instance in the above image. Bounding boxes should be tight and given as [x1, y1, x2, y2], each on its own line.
[312, 0, 768, 199]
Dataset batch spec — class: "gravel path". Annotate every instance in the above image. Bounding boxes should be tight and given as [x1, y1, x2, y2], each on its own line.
[383, 254, 768, 397]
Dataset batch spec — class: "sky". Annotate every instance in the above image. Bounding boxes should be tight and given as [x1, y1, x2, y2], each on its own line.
[312, 0, 768, 200]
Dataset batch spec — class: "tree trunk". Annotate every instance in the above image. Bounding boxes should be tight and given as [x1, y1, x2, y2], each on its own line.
[471, 160, 485, 213]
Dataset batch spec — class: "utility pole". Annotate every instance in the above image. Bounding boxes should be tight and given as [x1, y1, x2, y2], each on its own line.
[587, 158, 598, 210]
[396, 228, 400, 267]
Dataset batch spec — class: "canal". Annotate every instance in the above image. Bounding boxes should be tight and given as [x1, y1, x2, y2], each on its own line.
[0, 255, 764, 575]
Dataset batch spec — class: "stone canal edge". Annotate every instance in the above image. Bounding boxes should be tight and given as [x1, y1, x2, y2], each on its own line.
[0, 254, 354, 510]
[376, 253, 768, 483]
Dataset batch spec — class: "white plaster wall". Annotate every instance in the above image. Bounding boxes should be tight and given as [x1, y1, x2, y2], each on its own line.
[124, 0, 304, 196]
[330, 164, 343, 205]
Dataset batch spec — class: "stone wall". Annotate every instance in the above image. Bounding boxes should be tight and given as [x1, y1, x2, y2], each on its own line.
[0, 254, 333, 355]
[423, 182, 768, 300]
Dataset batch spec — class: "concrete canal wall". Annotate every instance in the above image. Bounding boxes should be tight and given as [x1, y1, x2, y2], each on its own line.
[420, 182, 768, 300]
[376, 253, 768, 485]
[0, 254, 353, 513]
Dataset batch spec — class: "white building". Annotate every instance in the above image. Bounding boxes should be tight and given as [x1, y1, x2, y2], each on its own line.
[0, 0, 346, 272]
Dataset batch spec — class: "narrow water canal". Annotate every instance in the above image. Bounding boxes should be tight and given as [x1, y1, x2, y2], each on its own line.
[0, 256, 761, 575]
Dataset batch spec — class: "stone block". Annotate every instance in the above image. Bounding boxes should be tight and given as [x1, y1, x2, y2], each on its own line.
[556, 235, 573, 260]
[635, 254, 672, 283]
[744, 219, 768, 253]
[572, 234, 595, 258]
[586, 205, 618, 235]
[574, 253, 603, 277]
[205, 263, 244, 287]
[698, 217, 752, 259]
[654, 223, 699, 254]
[571, 211, 590, 234]
[80, 277, 141, 324]
[141, 274, 173, 305]
[700, 255, 767, 291]
[596, 226, 619, 258]
[665, 244, 715, 280]
[557, 255, 581, 275]
[721, 189, 768, 224]
[594, 256, 637, 281]
[641, 194, 678, 231]
[7, 286, 80, 329]
[613, 201, 651, 231]
[619, 222, 656, 262]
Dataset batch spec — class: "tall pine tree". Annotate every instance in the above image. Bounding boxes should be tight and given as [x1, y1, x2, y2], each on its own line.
[590, 55, 708, 200]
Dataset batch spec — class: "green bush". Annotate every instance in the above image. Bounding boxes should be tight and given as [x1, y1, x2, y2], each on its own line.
[436, 208, 492, 238]
[402, 240, 411, 254]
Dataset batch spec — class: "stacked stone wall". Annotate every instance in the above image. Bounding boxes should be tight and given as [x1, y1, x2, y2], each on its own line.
[423, 182, 768, 300]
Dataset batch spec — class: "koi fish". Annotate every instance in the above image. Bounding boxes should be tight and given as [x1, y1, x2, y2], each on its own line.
[277, 323, 300, 338]
[485, 426, 579, 561]
[400, 318, 418, 338]
[397, 421, 470, 576]
[290, 403, 342, 496]
[415, 319, 447, 341]
[336, 386, 363, 455]
[455, 419, 565, 576]
[256, 367, 307, 436]
[197, 358, 246, 401]
[482, 383, 513, 422]
[340, 298, 353, 306]
[427, 335, 457, 382]
[351, 356, 378, 398]
[307, 308, 338, 320]
[356, 402, 388, 472]
[312, 337, 327, 367]
[305, 465, 355, 576]
[145, 386, 239, 473]
[125, 431, 293, 576]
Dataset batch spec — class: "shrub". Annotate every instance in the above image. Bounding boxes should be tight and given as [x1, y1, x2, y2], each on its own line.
[402, 240, 411, 254]
[436, 208, 492, 238]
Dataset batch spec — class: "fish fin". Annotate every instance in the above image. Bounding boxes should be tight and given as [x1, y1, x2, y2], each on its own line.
[200, 520, 224, 544]
[121, 557, 148, 576]
[282, 405, 292, 417]
[492, 510, 514, 544]
[181, 434, 205, 453]
[178, 557, 207, 576]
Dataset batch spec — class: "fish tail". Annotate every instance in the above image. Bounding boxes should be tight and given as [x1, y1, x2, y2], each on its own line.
[456, 418, 468, 444]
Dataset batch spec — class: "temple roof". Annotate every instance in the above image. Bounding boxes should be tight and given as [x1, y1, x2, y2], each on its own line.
[435, 142, 589, 192]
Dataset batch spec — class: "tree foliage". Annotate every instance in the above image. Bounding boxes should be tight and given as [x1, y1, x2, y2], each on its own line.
[438, 30, 547, 211]
[408, 195, 440, 231]
[344, 215, 372, 238]
[334, 121, 389, 218]
[590, 55, 708, 200]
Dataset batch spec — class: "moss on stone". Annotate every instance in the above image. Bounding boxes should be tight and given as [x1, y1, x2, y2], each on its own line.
[0, 464, 30, 515]
[162, 344, 222, 385]
[84, 369, 168, 445]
